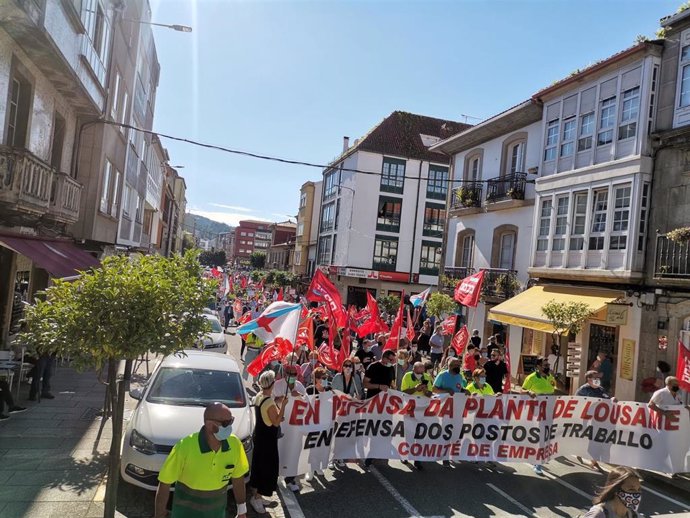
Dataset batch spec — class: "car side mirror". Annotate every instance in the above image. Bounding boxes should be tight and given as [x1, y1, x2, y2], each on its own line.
[130, 387, 143, 400]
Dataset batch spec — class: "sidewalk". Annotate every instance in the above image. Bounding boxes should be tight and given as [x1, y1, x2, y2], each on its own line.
[0, 363, 113, 518]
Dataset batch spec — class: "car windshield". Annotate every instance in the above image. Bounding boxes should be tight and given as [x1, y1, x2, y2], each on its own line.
[207, 318, 222, 333]
[146, 367, 246, 407]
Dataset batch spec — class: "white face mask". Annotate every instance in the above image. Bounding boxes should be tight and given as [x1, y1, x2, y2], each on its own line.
[343, 367, 353, 375]
[590, 378, 602, 388]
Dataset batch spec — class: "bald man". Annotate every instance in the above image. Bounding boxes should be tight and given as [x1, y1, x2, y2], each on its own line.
[155, 402, 249, 518]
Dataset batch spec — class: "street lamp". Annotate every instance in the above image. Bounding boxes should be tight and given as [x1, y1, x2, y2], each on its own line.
[124, 19, 192, 32]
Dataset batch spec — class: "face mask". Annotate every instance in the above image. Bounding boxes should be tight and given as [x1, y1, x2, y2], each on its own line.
[398, 359, 406, 366]
[448, 351, 455, 358]
[410, 347, 417, 353]
[479, 377, 486, 385]
[481, 353, 488, 358]
[214, 424, 233, 441]
[343, 367, 353, 375]
[542, 366, 550, 375]
[310, 359, 317, 366]
[670, 385, 680, 392]
[616, 491, 641, 512]
[474, 354, 480, 361]
[414, 372, 423, 380]
[364, 346, 372, 353]
[591, 378, 601, 388]
[288, 376, 297, 384]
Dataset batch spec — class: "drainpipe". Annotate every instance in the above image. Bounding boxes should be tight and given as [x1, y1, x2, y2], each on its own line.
[438, 154, 456, 277]
[408, 160, 423, 286]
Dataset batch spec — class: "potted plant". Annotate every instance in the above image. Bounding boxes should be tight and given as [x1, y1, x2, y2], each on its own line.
[458, 187, 479, 207]
[666, 227, 690, 243]
[506, 187, 522, 200]
[494, 273, 521, 296]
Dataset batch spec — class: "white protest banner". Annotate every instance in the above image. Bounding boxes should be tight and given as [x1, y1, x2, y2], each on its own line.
[278, 391, 690, 477]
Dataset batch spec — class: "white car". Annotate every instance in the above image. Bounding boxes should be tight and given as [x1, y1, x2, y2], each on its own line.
[121, 351, 254, 490]
[197, 314, 227, 354]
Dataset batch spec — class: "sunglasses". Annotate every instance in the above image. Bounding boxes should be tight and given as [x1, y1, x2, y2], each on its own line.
[211, 416, 235, 427]
[343, 364, 353, 368]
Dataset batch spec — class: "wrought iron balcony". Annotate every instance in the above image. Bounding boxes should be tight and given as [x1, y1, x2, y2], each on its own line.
[655, 235, 690, 279]
[486, 172, 527, 202]
[46, 171, 82, 225]
[0, 145, 53, 218]
[480, 268, 520, 300]
[450, 183, 483, 209]
[440, 266, 475, 293]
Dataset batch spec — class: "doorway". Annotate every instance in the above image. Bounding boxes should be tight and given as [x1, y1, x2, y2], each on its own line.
[588, 323, 618, 393]
[346, 286, 376, 309]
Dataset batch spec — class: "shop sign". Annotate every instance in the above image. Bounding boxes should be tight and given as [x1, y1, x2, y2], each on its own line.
[566, 342, 582, 378]
[344, 267, 378, 279]
[606, 304, 628, 326]
[620, 339, 635, 381]
[378, 271, 411, 283]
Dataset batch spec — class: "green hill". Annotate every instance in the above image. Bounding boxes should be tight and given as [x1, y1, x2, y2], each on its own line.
[184, 213, 233, 240]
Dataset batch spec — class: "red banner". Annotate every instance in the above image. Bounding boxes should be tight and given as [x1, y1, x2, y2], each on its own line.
[440, 315, 457, 335]
[356, 292, 388, 337]
[384, 292, 405, 351]
[676, 339, 690, 392]
[296, 316, 315, 351]
[454, 270, 485, 307]
[406, 308, 415, 342]
[306, 270, 347, 328]
[450, 325, 470, 356]
[247, 337, 293, 377]
[277, 287, 284, 301]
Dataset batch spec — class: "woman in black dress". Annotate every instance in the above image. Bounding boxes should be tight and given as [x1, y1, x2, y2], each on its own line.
[248, 371, 288, 514]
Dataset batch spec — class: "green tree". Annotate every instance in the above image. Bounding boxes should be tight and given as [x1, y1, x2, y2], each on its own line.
[377, 294, 401, 316]
[22, 251, 215, 518]
[541, 300, 593, 376]
[425, 292, 456, 319]
[199, 250, 227, 267]
[250, 251, 266, 269]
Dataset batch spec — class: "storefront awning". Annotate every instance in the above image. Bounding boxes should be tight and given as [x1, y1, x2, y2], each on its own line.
[487, 285, 621, 333]
[0, 235, 100, 279]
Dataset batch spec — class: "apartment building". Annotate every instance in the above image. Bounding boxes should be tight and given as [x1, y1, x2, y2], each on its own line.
[293, 180, 322, 277]
[234, 220, 272, 265]
[267, 221, 296, 270]
[315, 111, 469, 308]
[431, 100, 543, 376]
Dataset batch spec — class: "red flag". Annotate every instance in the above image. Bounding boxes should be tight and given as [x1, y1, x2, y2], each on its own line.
[238, 311, 252, 340]
[318, 342, 340, 371]
[384, 292, 405, 351]
[336, 331, 351, 369]
[406, 308, 415, 342]
[296, 316, 315, 350]
[233, 299, 243, 316]
[450, 325, 470, 356]
[440, 315, 457, 335]
[247, 337, 293, 376]
[676, 339, 690, 392]
[503, 337, 512, 394]
[454, 270, 485, 307]
[306, 270, 347, 328]
[277, 287, 284, 301]
[257, 277, 265, 291]
[240, 276, 248, 289]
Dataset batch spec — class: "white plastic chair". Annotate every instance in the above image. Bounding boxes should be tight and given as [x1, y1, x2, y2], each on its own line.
[0, 369, 14, 395]
[0, 350, 12, 361]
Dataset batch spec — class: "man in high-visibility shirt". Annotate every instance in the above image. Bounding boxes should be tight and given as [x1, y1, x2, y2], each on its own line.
[400, 362, 433, 470]
[521, 357, 555, 476]
[155, 402, 248, 518]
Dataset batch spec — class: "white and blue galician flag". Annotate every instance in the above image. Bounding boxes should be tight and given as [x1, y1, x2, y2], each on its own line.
[236, 301, 301, 343]
[410, 287, 432, 308]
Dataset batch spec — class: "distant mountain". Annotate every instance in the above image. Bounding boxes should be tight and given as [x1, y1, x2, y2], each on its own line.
[184, 213, 233, 239]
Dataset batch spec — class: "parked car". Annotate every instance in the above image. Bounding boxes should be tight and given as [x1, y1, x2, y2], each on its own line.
[120, 351, 254, 490]
[196, 314, 227, 354]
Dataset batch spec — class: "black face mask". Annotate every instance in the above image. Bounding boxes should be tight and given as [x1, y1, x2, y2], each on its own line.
[542, 366, 550, 375]
[474, 354, 480, 361]
[451, 367, 461, 375]
[670, 385, 680, 392]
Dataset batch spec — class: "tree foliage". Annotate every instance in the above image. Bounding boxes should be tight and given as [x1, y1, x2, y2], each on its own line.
[541, 299, 592, 345]
[198, 250, 227, 268]
[425, 292, 456, 319]
[377, 294, 400, 316]
[250, 251, 266, 269]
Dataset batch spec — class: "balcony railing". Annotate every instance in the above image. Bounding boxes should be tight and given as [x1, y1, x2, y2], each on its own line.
[440, 266, 475, 293]
[0, 145, 53, 213]
[47, 171, 82, 224]
[481, 268, 520, 300]
[655, 235, 690, 279]
[486, 172, 527, 202]
[450, 183, 482, 209]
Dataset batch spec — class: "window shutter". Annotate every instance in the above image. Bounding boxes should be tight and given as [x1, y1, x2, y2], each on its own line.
[621, 67, 641, 91]
[580, 87, 597, 113]
[546, 101, 561, 121]
[600, 78, 618, 100]
[563, 95, 578, 118]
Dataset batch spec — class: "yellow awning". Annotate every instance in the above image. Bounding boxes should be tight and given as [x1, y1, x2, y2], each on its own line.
[487, 285, 621, 333]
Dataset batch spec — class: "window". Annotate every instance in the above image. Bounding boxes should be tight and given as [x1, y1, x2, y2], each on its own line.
[427, 165, 448, 199]
[423, 203, 445, 237]
[299, 191, 307, 208]
[537, 199, 552, 251]
[578, 112, 595, 152]
[373, 237, 398, 271]
[5, 73, 32, 147]
[100, 159, 112, 213]
[589, 190, 608, 250]
[681, 46, 690, 108]
[377, 197, 402, 232]
[111, 170, 121, 218]
[610, 185, 631, 250]
[135, 195, 143, 223]
[120, 90, 129, 134]
[321, 202, 336, 232]
[294, 250, 302, 266]
[469, 156, 480, 181]
[598, 97, 616, 145]
[296, 222, 304, 236]
[381, 157, 405, 193]
[619, 87, 640, 140]
[419, 241, 442, 275]
[240, 232, 246, 236]
[552, 196, 569, 251]
[122, 184, 132, 218]
[50, 112, 66, 170]
[498, 232, 515, 270]
[331, 234, 338, 263]
[570, 192, 588, 250]
[544, 120, 559, 161]
[560, 119, 576, 157]
[248, 232, 254, 237]
[111, 72, 121, 119]
[324, 170, 339, 198]
[460, 234, 474, 268]
[508, 141, 525, 174]
[638, 182, 649, 252]
[317, 236, 332, 265]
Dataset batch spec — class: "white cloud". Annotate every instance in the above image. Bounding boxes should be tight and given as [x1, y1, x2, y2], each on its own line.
[209, 203, 254, 212]
[189, 210, 271, 227]
[272, 213, 296, 220]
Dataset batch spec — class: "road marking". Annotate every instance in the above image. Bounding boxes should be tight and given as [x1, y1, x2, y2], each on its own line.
[369, 465, 445, 518]
[540, 468, 593, 500]
[486, 483, 536, 517]
[642, 483, 690, 509]
[278, 483, 306, 518]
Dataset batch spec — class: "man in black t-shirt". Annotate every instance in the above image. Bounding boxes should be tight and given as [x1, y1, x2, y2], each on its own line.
[355, 339, 377, 370]
[484, 349, 508, 394]
[363, 350, 396, 399]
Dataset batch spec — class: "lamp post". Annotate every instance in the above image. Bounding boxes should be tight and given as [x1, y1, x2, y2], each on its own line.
[124, 19, 193, 32]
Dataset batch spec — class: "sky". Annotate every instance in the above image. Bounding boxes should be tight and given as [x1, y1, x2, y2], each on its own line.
[149, 0, 680, 229]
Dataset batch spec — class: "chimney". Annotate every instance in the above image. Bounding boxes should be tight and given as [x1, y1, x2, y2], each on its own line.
[343, 136, 350, 153]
